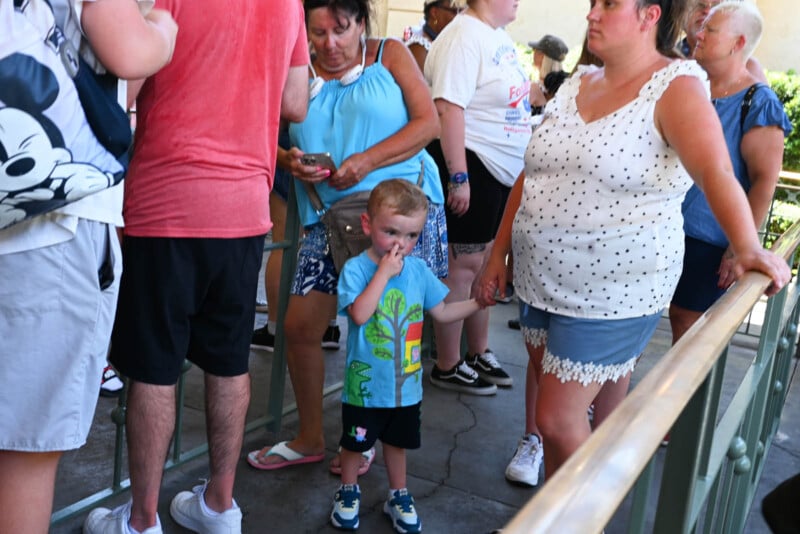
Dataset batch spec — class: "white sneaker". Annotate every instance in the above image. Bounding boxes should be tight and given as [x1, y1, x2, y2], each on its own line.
[83, 501, 162, 534]
[100, 365, 125, 397]
[169, 481, 242, 534]
[504, 434, 544, 487]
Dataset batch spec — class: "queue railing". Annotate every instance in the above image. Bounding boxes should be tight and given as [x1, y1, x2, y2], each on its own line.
[738, 172, 800, 336]
[498, 219, 800, 533]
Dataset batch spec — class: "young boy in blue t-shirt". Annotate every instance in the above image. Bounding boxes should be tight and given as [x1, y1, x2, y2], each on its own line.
[332, 179, 487, 533]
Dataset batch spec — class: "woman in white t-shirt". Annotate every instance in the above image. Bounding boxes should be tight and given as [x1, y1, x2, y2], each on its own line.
[477, 0, 789, 481]
[424, 0, 531, 397]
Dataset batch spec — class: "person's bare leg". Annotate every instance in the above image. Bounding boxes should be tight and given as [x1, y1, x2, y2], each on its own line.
[464, 242, 493, 354]
[591, 374, 632, 429]
[0, 450, 61, 533]
[536, 373, 602, 478]
[383, 443, 407, 491]
[433, 244, 486, 370]
[669, 303, 703, 344]
[523, 341, 544, 437]
[264, 193, 286, 318]
[338, 449, 362, 486]
[251, 291, 335, 464]
[203, 372, 249, 512]
[127, 381, 176, 532]
[285, 292, 336, 452]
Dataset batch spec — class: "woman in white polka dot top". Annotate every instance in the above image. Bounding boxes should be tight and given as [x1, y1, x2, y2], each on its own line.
[477, 0, 790, 479]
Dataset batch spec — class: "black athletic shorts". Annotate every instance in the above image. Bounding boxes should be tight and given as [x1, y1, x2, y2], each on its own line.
[110, 235, 264, 385]
[427, 139, 511, 244]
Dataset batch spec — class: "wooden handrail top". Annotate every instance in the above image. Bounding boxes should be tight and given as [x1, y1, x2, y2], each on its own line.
[779, 169, 800, 182]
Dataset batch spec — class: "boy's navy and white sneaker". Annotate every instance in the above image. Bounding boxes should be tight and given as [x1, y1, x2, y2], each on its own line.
[250, 326, 275, 352]
[170, 481, 242, 534]
[429, 361, 497, 395]
[383, 489, 421, 534]
[322, 324, 341, 350]
[330, 484, 360, 530]
[505, 434, 544, 487]
[83, 501, 163, 534]
[466, 349, 513, 387]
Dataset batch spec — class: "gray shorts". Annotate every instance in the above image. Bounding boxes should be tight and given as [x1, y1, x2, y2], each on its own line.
[0, 220, 121, 452]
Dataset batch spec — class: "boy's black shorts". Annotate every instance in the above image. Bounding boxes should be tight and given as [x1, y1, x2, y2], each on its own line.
[339, 402, 422, 452]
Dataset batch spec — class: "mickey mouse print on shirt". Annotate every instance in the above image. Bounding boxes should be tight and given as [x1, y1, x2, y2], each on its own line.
[0, 52, 122, 229]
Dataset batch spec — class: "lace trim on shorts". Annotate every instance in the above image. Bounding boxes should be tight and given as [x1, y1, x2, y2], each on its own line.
[542, 348, 637, 386]
[522, 326, 547, 348]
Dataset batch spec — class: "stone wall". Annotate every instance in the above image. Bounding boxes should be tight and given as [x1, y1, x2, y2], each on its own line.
[376, 0, 798, 72]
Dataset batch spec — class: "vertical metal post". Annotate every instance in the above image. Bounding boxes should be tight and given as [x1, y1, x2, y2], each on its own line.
[267, 179, 301, 432]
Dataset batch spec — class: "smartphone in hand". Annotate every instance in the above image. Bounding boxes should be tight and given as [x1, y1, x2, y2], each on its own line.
[301, 152, 337, 173]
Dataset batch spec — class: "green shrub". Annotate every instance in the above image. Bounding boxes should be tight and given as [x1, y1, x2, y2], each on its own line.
[766, 69, 800, 171]
[763, 199, 800, 249]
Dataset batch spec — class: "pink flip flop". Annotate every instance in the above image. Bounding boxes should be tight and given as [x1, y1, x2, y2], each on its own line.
[246, 441, 325, 471]
[329, 446, 376, 476]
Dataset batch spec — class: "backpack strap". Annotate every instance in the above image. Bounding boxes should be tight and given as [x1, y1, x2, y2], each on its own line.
[740, 83, 761, 131]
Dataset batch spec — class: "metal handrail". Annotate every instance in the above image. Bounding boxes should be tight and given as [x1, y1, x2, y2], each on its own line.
[500, 220, 800, 534]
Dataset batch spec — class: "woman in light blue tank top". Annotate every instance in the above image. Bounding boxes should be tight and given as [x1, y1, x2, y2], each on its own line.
[248, 0, 447, 487]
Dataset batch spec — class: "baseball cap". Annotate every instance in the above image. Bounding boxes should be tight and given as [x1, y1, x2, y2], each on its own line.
[528, 34, 569, 62]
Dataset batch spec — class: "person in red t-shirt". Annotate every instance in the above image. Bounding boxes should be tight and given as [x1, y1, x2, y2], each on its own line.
[84, 2, 309, 534]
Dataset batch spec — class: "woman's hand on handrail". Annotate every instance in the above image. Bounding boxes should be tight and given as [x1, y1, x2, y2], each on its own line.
[726, 245, 790, 296]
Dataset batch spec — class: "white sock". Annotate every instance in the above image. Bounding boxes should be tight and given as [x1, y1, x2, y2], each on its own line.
[267, 321, 276, 334]
[127, 524, 141, 534]
[388, 488, 406, 499]
[199, 493, 221, 517]
[329, 320, 337, 327]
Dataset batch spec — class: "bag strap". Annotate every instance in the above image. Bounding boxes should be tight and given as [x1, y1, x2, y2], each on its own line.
[301, 159, 426, 217]
[740, 83, 761, 131]
[302, 179, 325, 215]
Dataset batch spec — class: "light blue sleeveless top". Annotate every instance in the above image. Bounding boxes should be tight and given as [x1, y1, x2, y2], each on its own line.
[289, 40, 443, 227]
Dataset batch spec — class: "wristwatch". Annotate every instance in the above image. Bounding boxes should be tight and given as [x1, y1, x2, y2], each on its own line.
[449, 172, 468, 184]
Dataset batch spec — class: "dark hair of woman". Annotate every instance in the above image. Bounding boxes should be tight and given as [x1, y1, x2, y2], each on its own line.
[304, 0, 372, 35]
[635, 0, 688, 57]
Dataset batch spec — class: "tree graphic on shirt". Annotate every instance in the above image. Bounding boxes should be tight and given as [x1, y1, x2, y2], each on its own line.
[365, 288, 424, 406]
